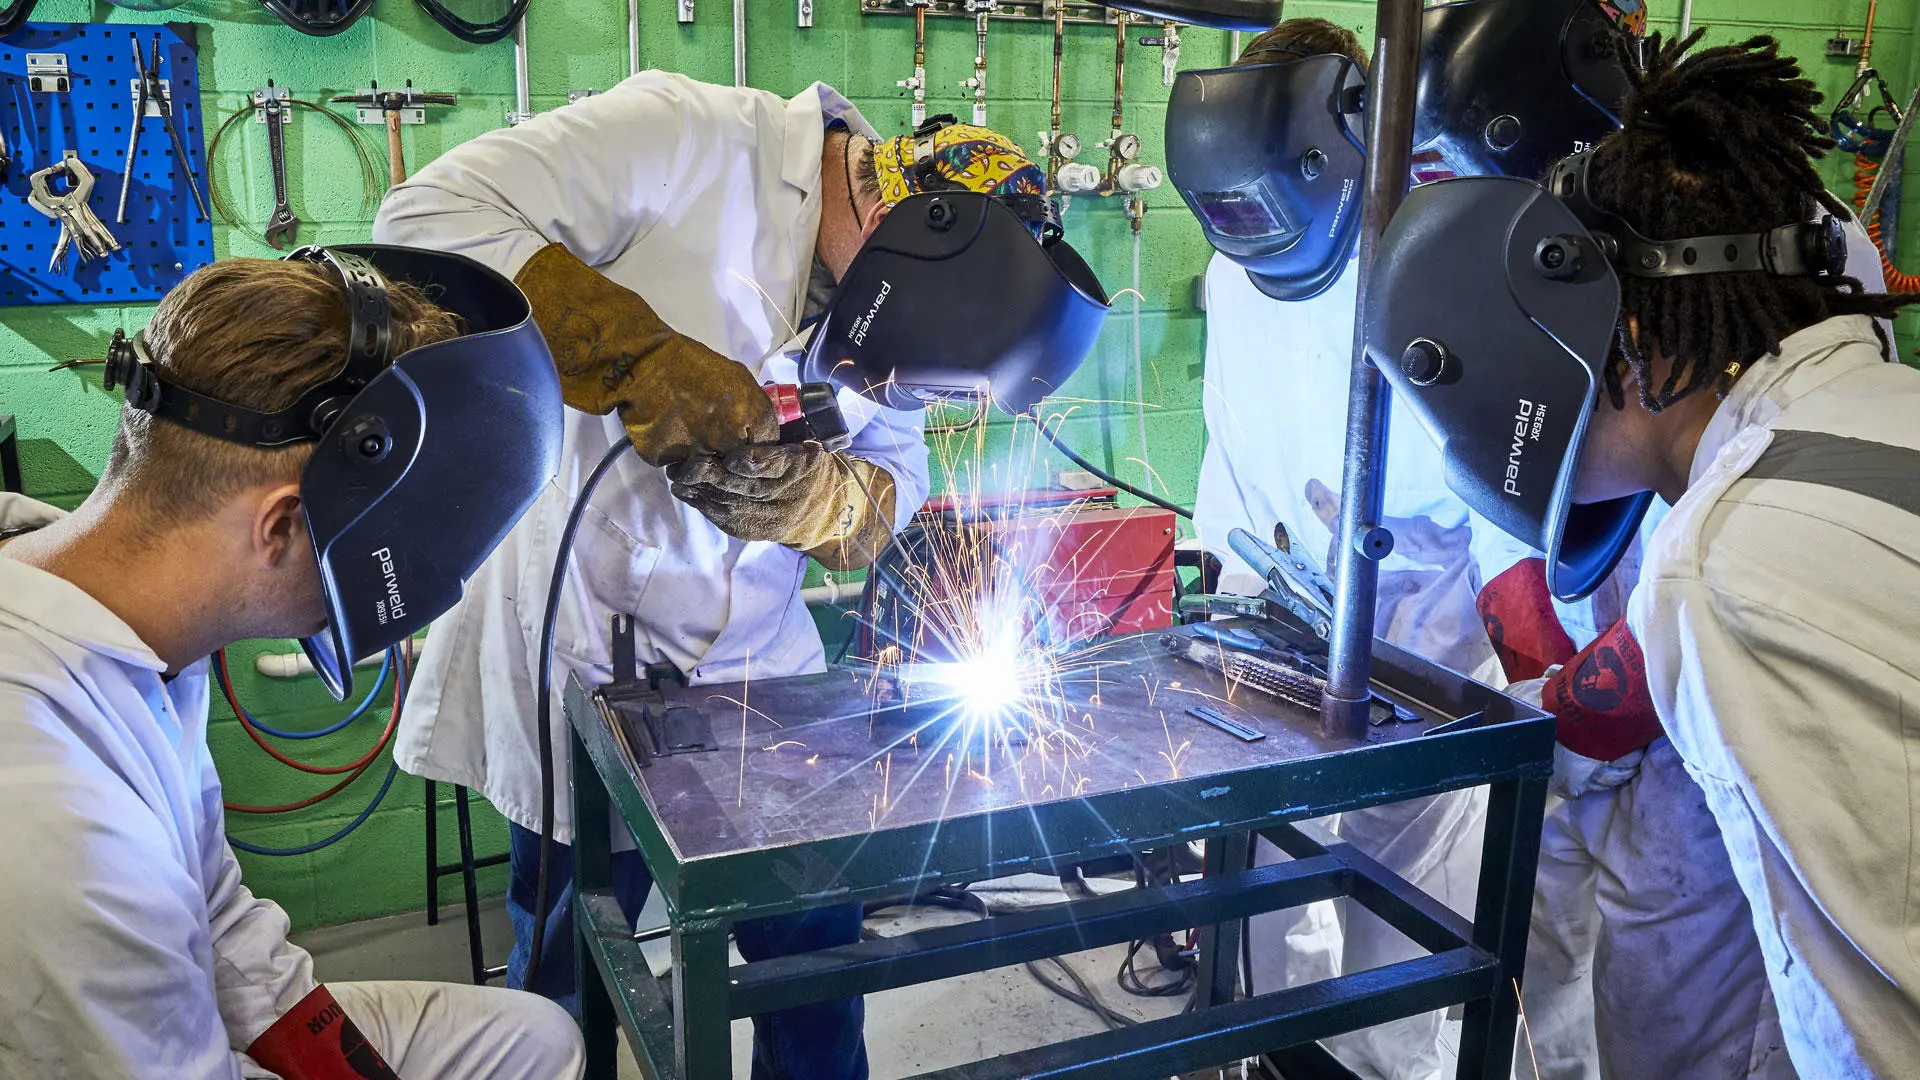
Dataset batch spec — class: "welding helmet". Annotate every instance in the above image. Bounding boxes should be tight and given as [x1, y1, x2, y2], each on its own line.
[1413, 0, 1644, 182]
[258, 0, 373, 36]
[802, 190, 1109, 417]
[103, 245, 563, 698]
[1366, 153, 1845, 601]
[1165, 52, 1368, 301]
[0, 0, 39, 37]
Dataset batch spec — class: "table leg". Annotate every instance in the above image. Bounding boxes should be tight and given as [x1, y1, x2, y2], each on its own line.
[673, 916, 734, 1080]
[570, 719, 620, 1080]
[1455, 773, 1549, 1080]
[1195, 831, 1253, 1008]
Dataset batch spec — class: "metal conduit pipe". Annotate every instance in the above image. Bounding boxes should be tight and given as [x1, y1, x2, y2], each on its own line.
[1322, 0, 1421, 739]
[628, 0, 640, 76]
[511, 15, 532, 124]
[734, 0, 747, 86]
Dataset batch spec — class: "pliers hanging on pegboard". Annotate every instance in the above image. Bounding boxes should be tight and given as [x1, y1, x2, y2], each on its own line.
[119, 35, 210, 224]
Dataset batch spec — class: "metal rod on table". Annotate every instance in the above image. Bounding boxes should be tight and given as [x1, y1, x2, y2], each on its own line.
[1321, 0, 1421, 740]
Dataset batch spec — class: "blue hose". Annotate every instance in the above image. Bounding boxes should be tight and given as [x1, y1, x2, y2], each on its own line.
[218, 648, 395, 740]
[227, 763, 401, 857]
[224, 650, 408, 857]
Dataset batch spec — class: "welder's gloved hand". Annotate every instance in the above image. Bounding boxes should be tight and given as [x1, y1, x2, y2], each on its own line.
[514, 243, 779, 467]
[668, 444, 898, 571]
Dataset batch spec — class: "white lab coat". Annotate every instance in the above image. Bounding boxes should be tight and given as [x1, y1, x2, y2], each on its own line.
[372, 73, 930, 843]
[0, 494, 583, 1080]
[1632, 314, 1920, 1079]
[1195, 252, 1500, 1080]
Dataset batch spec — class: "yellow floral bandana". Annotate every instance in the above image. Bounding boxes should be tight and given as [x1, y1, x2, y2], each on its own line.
[871, 121, 1048, 208]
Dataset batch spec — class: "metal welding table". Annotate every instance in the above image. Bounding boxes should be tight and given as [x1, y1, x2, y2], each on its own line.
[566, 625, 1552, 1080]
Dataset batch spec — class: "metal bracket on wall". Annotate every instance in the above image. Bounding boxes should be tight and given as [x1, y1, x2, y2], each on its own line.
[252, 83, 290, 123]
[351, 96, 427, 126]
[678, 0, 695, 22]
[860, 0, 1123, 25]
[799, 0, 814, 27]
[26, 52, 69, 93]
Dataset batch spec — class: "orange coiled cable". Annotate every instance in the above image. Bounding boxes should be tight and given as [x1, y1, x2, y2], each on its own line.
[1853, 151, 1920, 293]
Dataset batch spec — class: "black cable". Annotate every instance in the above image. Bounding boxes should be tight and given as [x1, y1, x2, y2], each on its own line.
[524, 437, 633, 992]
[1036, 420, 1193, 519]
[1026, 956, 1138, 1030]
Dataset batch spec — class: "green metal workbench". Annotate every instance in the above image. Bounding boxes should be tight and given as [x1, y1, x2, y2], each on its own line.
[567, 626, 1553, 1080]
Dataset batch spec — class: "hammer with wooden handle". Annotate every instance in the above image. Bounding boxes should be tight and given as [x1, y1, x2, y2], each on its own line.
[332, 79, 458, 188]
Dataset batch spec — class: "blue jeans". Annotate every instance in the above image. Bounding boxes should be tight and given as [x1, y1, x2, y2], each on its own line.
[506, 823, 869, 1080]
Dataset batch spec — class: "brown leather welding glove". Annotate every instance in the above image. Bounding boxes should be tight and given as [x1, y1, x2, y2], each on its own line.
[667, 444, 898, 571]
[514, 243, 779, 467]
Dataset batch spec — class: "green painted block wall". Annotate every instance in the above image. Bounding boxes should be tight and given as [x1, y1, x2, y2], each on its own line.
[3, 0, 1917, 931]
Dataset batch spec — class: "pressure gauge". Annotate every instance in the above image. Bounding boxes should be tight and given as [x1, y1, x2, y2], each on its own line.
[1056, 133, 1081, 160]
[1114, 133, 1141, 161]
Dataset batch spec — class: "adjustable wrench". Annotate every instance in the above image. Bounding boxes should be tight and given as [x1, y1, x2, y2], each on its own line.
[258, 85, 299, 249]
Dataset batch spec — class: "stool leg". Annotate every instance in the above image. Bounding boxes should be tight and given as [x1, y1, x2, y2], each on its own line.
[455, 784, 488, 985]
[424, 778, 440, 927]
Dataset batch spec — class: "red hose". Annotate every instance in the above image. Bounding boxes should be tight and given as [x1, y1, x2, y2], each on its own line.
[217, 648, 402, 777]
[1852, 152, 1920, 293]
[221, 647, 407, 812]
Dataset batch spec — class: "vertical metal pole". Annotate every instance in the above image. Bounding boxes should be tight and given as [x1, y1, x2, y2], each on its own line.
[570, 718, 621, 1079]
[423, 778, 440, 926]
[1456, 771, 1551, 1079]
[733, 0, 747, 87]
[1321, 0, 1421, 739]
[627, 0, 641, 76]
[1194, 831, 1252, 1008]
[511, 16, 533, 124]
[454, 786, 489, 985]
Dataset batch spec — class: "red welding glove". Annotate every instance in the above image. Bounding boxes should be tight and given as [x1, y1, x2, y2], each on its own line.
[1475, 558, 1577, 683]
[1543, 617, 1663, 762]
[246, 985, 402, 1080]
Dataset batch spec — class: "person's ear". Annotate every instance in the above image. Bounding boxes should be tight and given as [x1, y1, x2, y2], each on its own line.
[252, 483, 308, 569]
[860, 199, 892, 239]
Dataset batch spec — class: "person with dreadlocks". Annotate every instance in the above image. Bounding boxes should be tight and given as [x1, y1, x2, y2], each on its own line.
[1580, 35, 1920, 1077]
[1367, 28, 1920, 1079]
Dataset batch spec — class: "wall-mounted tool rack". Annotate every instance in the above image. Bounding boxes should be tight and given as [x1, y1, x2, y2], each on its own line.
[0, 22, 213, 306]
[860, 1, 1125, 25]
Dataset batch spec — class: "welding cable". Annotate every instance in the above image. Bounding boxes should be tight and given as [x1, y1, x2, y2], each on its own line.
[227, 763, 401, 857]
[1036, 420, 1192, 519]
[224, 651, 406, 814]
[219, 649, 403, 775]
[220, 648, 393, 740]
[225, 653, 409, 853]
[525, 436, 636, 991]
[1025, 956, 1139, 1031]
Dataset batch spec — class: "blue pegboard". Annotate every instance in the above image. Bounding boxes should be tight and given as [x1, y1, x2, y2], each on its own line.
[0, 22, 215, 306]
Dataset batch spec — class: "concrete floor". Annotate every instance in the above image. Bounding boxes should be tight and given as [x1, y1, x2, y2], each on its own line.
[291, 874, 1212, 1080]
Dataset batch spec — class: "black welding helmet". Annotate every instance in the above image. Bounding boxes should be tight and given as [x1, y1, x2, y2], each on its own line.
[1368, 155, 1846, 601]
[1165, 53, 1368, 301]
[802, 191, 1110, 417]
[103, 245, 563, 699]
[259, 0, 373, 36]
[1413, 0, 1644, 181]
